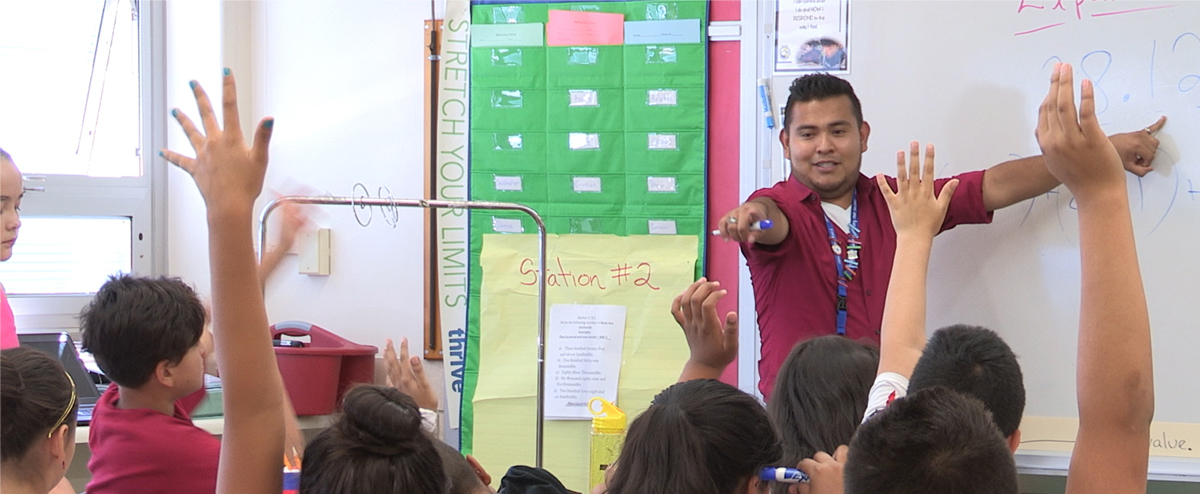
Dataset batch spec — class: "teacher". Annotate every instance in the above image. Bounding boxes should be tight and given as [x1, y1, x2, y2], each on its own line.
[717, 73, 1164, 399]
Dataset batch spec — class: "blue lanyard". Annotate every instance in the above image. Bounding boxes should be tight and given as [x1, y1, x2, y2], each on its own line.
[823, 192, 860, 336]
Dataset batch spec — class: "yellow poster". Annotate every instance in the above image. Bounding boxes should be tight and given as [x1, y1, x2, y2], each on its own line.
[472, 234, 698, 491]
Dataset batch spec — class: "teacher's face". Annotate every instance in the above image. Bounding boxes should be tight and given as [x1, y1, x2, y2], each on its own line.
[779, 95, 870, 205]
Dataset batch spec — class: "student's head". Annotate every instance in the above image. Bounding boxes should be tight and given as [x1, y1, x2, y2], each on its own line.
[607, 379, 781, 494]
[1, 347, 79, 490]
[301, 385, 445, 494]
[1, 147, 23, 262]
[909, 325, 1025, 447]
[433, 440, 494, 494]
[767, 336, 877, 493]
[80, 274, 207, 394]
[844, 386, 1017, 494]
[779, 73, 870, 205]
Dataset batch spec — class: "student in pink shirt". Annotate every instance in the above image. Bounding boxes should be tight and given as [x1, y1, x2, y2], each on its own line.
[1, 148, 25, 350]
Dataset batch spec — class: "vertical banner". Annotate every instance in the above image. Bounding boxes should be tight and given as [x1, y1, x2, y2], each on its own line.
[436, 0, 471, 433]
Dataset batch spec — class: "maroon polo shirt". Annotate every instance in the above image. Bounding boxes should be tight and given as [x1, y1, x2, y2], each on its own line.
[86, 386, 218, 494]
[743, 171, 992, 400]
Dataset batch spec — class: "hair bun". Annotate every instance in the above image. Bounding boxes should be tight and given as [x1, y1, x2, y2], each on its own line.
[339, 385, 426, 457]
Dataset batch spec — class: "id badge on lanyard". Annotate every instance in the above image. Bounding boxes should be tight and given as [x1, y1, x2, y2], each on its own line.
[825, 192, 861, 336]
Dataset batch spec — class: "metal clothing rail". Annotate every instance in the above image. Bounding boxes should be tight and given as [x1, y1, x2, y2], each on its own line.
[259, 196, 550, 467]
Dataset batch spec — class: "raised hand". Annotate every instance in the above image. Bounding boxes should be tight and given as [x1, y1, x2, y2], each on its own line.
[161, 70, 274, 215]
[876, 142, 959, 238]
[162, 69, 284, 494]
[385, 337, 438, 410]
[1036, 63, 1125, 201]
[672, 278, 738, 381]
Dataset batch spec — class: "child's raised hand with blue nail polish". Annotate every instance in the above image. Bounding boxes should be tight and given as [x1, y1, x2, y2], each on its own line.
[160, 70, 275, 215]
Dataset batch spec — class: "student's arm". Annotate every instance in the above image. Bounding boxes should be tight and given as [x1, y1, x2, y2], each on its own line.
[716, 196, 789, 245]
[672, 278, 738, 382]
[981, 117, 1164, 211]
[1036, 64, 1153, 494]
[200, 317, 305, 462]
[161, 71, 284, 494]
[258, 200, 305, 290]
[874, 142, 959, 378]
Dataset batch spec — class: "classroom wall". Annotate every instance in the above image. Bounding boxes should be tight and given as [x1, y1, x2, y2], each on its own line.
[166, 0, 447, 409]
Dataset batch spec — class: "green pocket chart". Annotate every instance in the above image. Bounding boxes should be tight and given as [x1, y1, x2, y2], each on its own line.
[462, 1, 709, 473]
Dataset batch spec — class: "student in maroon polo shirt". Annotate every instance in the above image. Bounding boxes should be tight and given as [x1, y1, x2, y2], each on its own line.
[716, 73, 1166, 399]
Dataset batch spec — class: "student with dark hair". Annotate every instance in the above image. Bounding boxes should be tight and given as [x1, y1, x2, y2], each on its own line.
[767, 335, 876, 494]
[81, 275, 207, 387]
[846, 64, 1156, 494]
[435, 440, 496, 494]
[300, 385, 446, 494]
[908, 324, 1025, 449]
[715, 72, 1164, 400]
[80, 274, 217, 494]
[606, 379, 780, 494]
[1, 346, 78, 494]
[670, 280, 860, 494]
[848, 386, 1017, 494]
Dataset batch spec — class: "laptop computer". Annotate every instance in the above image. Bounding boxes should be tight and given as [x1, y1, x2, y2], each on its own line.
[17, 333, 103, 426]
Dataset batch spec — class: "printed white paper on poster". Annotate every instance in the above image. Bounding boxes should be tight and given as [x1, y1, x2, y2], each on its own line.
[775, 0, 851, 73]
[546, 304, 627, 420]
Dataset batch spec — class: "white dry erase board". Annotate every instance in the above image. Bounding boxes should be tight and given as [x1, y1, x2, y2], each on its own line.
[753, 0, 1200, 480]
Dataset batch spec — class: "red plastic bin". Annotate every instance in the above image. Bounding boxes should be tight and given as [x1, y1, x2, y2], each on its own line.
[271, 321, 378, 416]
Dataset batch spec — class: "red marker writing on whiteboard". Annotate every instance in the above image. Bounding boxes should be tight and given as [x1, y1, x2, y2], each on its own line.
[711, 219, 773, 236]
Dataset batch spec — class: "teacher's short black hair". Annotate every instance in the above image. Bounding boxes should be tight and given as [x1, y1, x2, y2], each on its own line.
[783, 73, 864, 129]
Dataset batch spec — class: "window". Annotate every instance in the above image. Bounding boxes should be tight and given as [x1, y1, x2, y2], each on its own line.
[1, 217, 133, 295]
[0, 0, 164, 331]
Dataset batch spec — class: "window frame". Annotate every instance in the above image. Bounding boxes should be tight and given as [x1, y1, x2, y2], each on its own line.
[9, 0, 167, 332]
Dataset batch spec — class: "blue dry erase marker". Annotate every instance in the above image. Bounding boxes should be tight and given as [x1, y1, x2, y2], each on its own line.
[711, 219, 773, 236]
[757, 79, 775, 129]
[760, 467, 809, 483]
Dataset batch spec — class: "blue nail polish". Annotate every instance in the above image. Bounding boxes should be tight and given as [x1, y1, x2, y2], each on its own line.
[158, 150, 164, 157]
[223, 67, 231, 76]
[189, 80, 197, 90]
[171, 108, 178, 118]
[263, 119, 275, 130]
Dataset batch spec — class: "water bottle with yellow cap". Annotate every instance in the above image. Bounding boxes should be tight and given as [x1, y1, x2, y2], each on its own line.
[588, 397, 626, 491]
